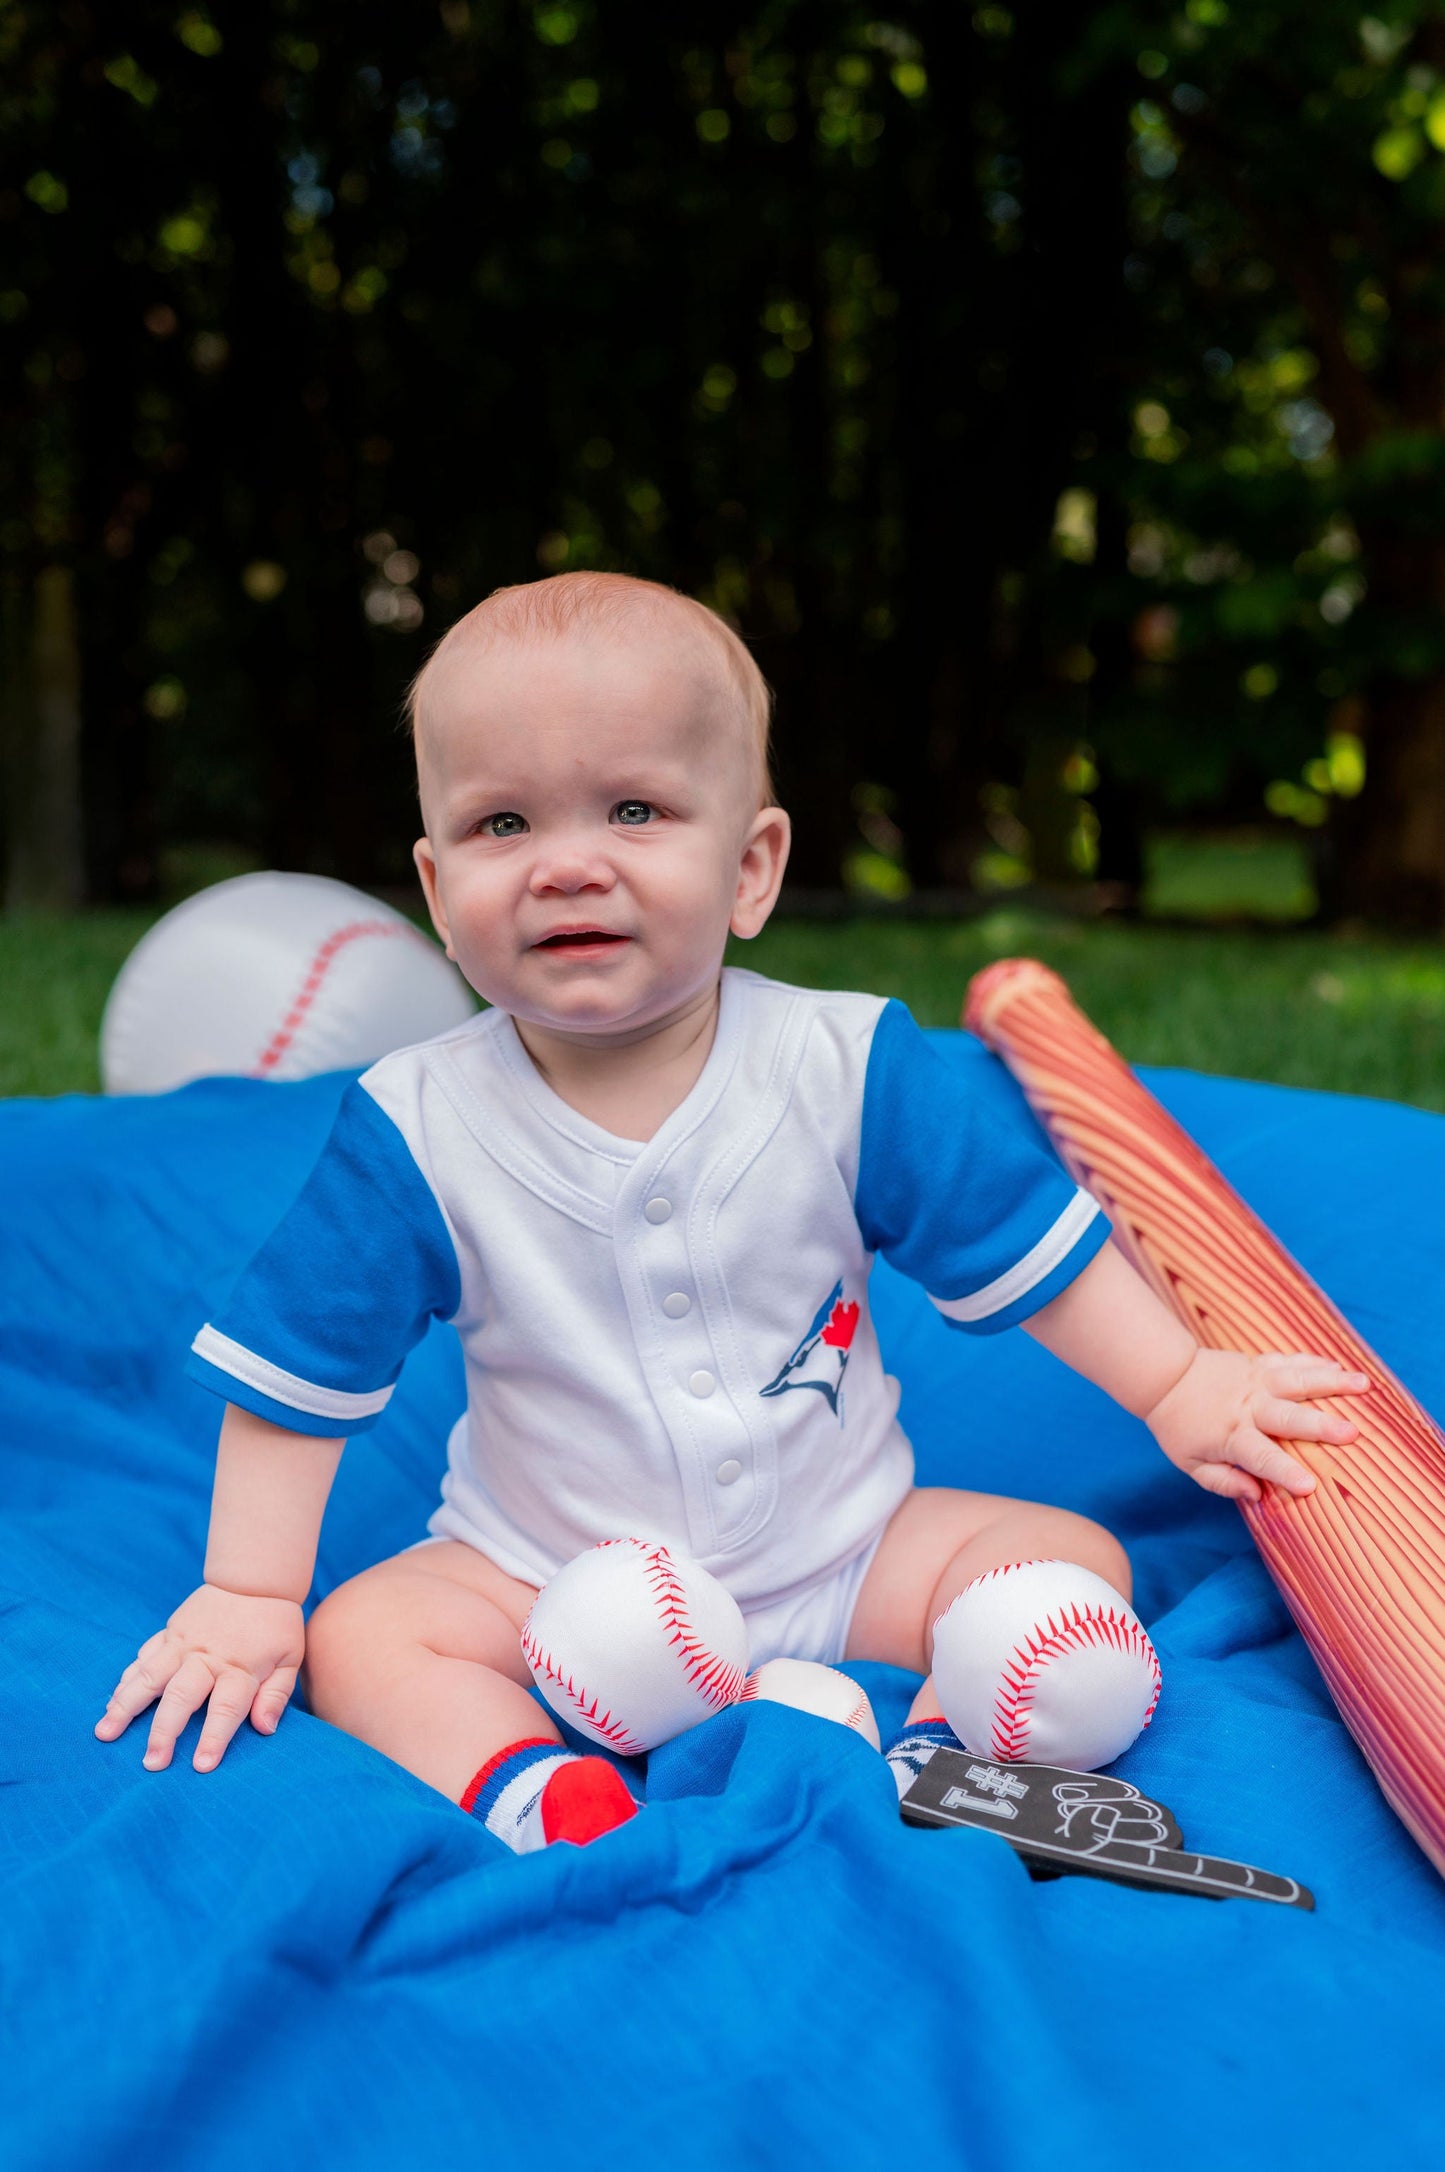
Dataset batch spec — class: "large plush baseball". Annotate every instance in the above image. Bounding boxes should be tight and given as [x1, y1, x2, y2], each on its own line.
[741, 1657, 882, 1750]
[932, 1560, 1161, 1771]
[101, 871, 476, 1094]
[520, 1538, 749, 1756]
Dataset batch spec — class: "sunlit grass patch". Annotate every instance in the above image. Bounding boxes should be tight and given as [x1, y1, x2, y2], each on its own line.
[1143, 830, 1315, 923]
[2, 904, 1442, 1112]
[732, 909, 1445, 1113]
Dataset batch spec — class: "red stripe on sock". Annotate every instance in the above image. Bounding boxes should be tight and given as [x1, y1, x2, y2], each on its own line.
[540, 1758, 639, 1847]
[459, 1737, 560, 1816]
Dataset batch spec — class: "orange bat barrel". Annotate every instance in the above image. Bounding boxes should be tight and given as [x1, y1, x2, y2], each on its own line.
[965, 956, 1445, 1877]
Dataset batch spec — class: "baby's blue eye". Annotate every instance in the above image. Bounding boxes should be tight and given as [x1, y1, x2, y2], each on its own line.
[482, 812, 528, 838]
[613, 801, 654, 827]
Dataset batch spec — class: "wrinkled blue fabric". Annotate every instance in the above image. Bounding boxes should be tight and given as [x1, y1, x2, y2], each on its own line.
[3, 1037, 1444, 2171]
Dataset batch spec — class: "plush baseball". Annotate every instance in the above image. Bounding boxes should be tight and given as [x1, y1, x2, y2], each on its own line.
[740, 1657, 882, 1750]
[521, 1538, 749, 1756]
[100, 870, 476, 1095]
[931, 1559, 1161, 1771]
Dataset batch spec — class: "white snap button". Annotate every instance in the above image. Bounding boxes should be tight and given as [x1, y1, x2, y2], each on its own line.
[716, 1459, 743, 1486]
[662, 1291, 691, 1319]
[644, 1197, 672, 1225]
[688, 1369, 716, 1398]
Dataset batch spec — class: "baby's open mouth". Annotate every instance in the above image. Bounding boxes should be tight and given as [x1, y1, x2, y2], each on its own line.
[533, 929, 629, 950]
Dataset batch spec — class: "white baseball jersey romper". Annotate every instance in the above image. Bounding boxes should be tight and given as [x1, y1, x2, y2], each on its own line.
[187, 967, 1109, 1666]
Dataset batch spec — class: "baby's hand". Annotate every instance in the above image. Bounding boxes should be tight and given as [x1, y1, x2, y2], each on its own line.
[94, 1583, 305, 1773]
[1145, 1349, 1370, 1503]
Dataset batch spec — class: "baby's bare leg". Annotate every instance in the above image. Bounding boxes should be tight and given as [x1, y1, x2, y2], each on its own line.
[846, 1486, 1131, 1723]
[304, 1540, 553, 1800]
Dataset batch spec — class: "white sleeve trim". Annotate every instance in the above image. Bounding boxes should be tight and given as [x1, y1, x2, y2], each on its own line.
[190, 1324, 395, 1421]
[929, 1189, 1102, 1324]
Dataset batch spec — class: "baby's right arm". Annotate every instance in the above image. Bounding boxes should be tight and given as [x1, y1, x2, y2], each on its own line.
[95, 1404, 344, 1773]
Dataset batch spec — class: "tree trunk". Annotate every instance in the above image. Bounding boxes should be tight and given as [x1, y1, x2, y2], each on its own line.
[882, 8, 995, 891]
[2, 566, 85, 912]
[1335, 670, 1445, 928]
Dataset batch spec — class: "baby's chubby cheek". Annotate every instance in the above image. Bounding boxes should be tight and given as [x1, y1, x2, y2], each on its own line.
[638, 834, 752, 960]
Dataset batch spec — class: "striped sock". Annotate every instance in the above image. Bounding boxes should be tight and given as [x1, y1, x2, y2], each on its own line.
[462, 1738, 640, 1853]
[885, 1716, 960, 1802]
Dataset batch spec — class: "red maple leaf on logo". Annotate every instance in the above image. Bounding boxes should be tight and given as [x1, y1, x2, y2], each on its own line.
[821, 1299, 859, 1350]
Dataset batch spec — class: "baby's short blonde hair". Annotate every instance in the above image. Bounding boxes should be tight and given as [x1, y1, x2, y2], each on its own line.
[407, 570, 776, 807]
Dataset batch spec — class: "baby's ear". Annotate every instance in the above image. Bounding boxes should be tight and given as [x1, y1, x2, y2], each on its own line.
[731, 805, 791, 940]
[413, 838, 455, 958]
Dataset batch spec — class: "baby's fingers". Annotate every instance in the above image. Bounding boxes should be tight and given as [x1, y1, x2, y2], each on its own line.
[1263, 1355, 1370, 1401]
[1253, 1393, 1359, 1448]
[95, 1634, 179, 1740]
[1227, 1425, 1316, 1498]
[1190, 1460, 1263, 1504]
[250, 1663, 299, 1738]
[143, 1653, 217, 1771]
[193, 1665, 263, 1773]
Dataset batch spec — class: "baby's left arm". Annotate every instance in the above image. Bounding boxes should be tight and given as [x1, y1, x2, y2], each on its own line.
[1023, 1239, 1369, 1502]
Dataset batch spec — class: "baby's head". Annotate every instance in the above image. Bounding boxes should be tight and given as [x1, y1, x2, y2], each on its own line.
[409, 571, 791, 1040]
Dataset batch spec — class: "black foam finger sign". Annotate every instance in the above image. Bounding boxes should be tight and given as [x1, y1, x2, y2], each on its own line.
[899, 1748, 1313, 1911]
[900, 1751, 1184, 1851]
[1041, 1837, 1313, 1909]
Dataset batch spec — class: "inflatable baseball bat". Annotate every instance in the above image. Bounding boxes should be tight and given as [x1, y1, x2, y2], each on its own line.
[965, 957, 1445, 1878]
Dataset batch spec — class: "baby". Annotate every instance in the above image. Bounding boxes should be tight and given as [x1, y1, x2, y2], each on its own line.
[96, 572, 1368, 1851]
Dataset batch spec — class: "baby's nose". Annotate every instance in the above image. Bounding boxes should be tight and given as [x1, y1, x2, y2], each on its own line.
[528, 840, 617, 893]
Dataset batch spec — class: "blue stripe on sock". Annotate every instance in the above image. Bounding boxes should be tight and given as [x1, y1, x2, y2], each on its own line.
[466, 1740, 567, 1826]
[884, 1719, 958, 1756]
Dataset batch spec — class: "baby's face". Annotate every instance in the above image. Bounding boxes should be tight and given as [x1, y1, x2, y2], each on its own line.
[413, 631, 786, 1039]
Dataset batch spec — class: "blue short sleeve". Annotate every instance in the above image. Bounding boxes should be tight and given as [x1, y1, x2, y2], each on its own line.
[855, 1000, 1110, 1334]
[185, 1081, 462, 1436]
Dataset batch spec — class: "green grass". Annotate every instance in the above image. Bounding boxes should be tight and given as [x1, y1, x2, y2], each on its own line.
[3, 903, 1443, 1111]
[731, 910, 1445, 1112]
[0, 911, 159, 1098]
[1142, 830, 1316, 923]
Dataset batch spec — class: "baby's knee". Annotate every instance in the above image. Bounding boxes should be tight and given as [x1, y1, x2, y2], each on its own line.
[303, 1574, 395, 1724]
[982, 1499, 1132, 1602]
[1055, 1511, 1131, 1601]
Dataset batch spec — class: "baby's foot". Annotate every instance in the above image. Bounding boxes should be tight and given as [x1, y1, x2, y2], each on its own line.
[463, 1737, 640, 1853]
[884, 1716, 958, 1802]
[540, 1756, 640, 1847]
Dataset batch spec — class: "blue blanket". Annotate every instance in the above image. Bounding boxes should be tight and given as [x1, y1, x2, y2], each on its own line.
[4, 1039, 1444, 2170]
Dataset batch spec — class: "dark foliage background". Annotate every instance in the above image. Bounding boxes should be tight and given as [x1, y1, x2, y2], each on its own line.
[4, 0, 1444, 921]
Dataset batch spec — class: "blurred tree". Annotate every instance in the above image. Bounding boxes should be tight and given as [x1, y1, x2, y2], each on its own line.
[2, 1, 1442, 923]
[1075, 0, 1445, 927]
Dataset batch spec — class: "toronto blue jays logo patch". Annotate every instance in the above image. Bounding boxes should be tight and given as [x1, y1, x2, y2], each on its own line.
[759, 1279, 860, 1420]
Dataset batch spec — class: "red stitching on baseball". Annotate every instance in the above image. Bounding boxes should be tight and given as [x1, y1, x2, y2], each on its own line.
[520, 1540, 745, 1755]
[988, 1598, 1162, 1764]
[929, 1559, 1039, 1640]
[844, 1688, 872, 1733]
[518, 1622, 649, 1755]
[740, 1667, 871, 1734]
[640, 1544, 747, 1711]
[249, 919, 423, 1076]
